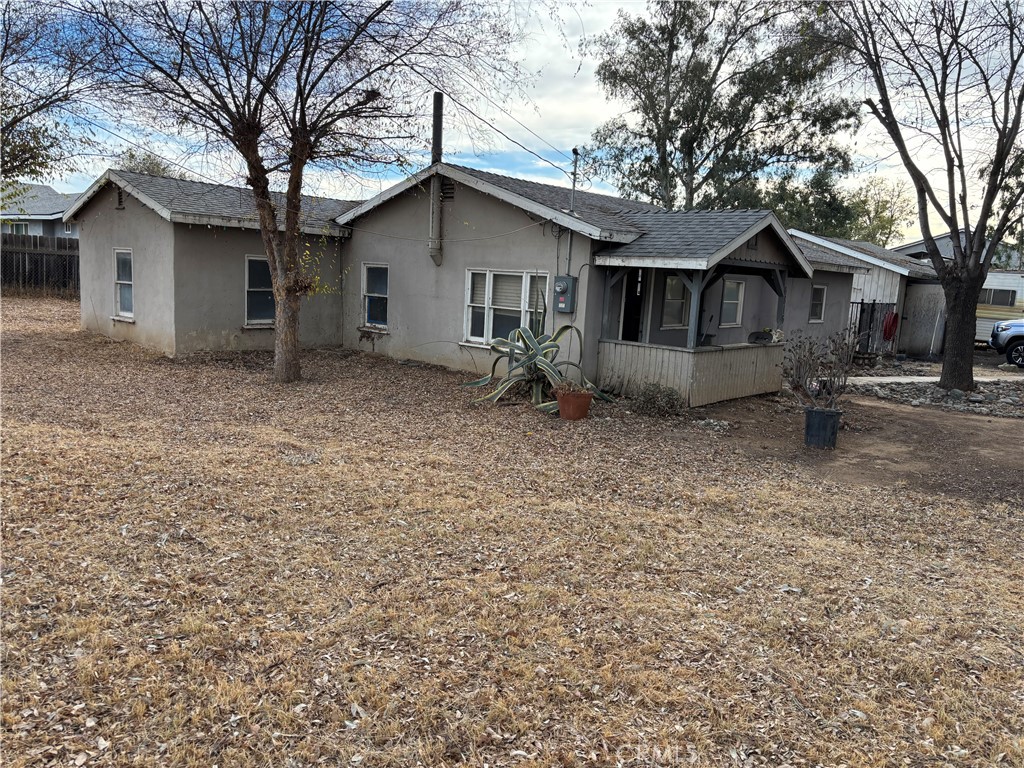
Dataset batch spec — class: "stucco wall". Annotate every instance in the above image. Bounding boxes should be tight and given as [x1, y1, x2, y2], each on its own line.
[700, 274, 778, 345]
[900, 282, 946, 357]
[78, 184, 177, 355]
[784, 270, 855, 340]
[340, 181, 599, 379]
[172, 224, 344, 353]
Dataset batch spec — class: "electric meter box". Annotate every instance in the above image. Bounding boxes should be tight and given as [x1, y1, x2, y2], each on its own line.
[553, 275, 577, 313]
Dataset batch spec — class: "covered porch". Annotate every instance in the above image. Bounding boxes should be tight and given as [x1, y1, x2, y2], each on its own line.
[590, 211, 812, 406]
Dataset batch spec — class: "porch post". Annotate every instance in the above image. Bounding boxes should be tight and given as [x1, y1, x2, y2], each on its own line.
[773, 268, 786, 327]
[677, 270, 706, 348]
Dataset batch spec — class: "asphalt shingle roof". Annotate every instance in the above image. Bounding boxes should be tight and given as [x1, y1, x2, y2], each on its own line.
[1, 184, 79, 218]
[593, 209, 773, 261]
[824, 236, 937, 279]
[449, 164, 663, 234]
[791, 235, 870, 271]
[106, 170, 361, 232]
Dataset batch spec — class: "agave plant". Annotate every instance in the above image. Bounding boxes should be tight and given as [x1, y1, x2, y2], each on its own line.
[464, 324, 613, 413]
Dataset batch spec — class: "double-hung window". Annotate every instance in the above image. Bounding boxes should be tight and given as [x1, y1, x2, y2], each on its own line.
[466, 270, 547, 342]
[808, 284, 827, 323]
[720, 280, 744, 327]
[114, 249, 133, 318]
[363, 264, 388, 328]
[661, 275, 691, 328]
[245, 256, 275, 325]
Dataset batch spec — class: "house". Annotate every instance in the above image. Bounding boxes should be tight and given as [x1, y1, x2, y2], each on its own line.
[780, 238, 868, 341]
[65, 169, 357, 356]
[790, 231, 942, 356]
[335, 163, 820, 406]
[2, 183, 81, 237]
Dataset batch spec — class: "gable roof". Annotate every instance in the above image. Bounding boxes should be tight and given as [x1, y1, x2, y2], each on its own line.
[790, 235, 870, 274]
[65, 169, 360, 235]
[790, 230, 936, 279]
[2, 183, 80, 220]
[594, 209, 814, 277]
[335, 162, 658, 242]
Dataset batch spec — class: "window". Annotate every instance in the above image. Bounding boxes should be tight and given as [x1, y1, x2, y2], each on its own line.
[661, 275, 691, 328]
[64, 222, 73, 234]
[979, 288, 1017, 307]
[720, 280, 744, 326]
[114, 249, 133, 318]
[245, 256, 275, 325]
[363, 264, 388, 328]
[466, 270, 547, 342]
[808, 284, 827, 323]
[10, 222, 28, 235]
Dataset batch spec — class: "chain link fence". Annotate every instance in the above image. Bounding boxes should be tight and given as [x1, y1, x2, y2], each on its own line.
[1, 234, 80, 298]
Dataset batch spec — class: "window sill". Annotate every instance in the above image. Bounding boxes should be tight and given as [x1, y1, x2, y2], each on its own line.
[358, 325, 389, 335]
[242, 323, 275, 330]
[459, 341, 492, 350]
[111, 316, 135, 324]
[719, 323, 742, 329]
[808, 319, 824, 324]
[659, 325, 689, 331]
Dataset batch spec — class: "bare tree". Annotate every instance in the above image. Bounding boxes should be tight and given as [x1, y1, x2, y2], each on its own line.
[88, 0, 530, 382]
[823, 0, 1024, 390]
[0, 0, 104, 184]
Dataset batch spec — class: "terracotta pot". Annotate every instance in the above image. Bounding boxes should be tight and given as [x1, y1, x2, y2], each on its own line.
[555, 389, 593, 420]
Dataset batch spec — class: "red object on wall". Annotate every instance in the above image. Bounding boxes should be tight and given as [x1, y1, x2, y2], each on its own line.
[882, 310, 899, 341]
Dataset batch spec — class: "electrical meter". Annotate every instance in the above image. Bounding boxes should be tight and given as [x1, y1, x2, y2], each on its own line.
[553, 275, 577, 313]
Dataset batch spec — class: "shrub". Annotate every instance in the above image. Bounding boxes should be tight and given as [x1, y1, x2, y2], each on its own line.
[631, 383, 686, 417]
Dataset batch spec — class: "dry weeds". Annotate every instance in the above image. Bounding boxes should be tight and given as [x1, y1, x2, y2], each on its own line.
[2, 298, 1022, 767]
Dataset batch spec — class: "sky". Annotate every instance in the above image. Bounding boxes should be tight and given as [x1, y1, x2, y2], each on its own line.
[41, 0, 974, 245]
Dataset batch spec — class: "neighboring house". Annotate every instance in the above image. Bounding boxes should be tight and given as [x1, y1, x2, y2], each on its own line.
[65, 169, 357, 356]
[2, 183, 81, 237]
[336, 163, 815, 406]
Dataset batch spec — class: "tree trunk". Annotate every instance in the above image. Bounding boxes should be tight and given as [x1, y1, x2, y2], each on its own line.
[274, 288, 302, 382]
[938, 278, 981, 391]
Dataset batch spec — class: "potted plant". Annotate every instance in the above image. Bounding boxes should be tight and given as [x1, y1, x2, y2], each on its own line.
[551, 378, 594, 420]
[784, 331, 859, 449]
[463, 323, 613, 417]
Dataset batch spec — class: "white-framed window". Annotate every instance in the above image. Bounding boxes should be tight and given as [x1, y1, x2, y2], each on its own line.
[808, 284, 827, 323]
[10, 222, 28, 235]
[720, 279, 744, 326]
[64, 222, 73, 234]
[114, 248, 133, 318]
[661, 274, 691, 329]
[362, 263, 388, 328]
[466, 270, 547, 342]
[245, 256, 275, 325]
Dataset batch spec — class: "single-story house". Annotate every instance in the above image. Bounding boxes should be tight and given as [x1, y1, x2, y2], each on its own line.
[335, 163, 822, 406]
[71, 163, 867, 406]
[2, 183, 81, 238]
[789, 231, 942, 356]
[65, 169, 357, 356]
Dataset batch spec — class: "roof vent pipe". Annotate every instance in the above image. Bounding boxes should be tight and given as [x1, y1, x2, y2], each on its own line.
[429, 91, 443, 266]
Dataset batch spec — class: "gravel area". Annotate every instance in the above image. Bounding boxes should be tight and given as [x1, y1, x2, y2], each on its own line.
[849, 379, 1024, 418]
[3, 298, 1023, 767]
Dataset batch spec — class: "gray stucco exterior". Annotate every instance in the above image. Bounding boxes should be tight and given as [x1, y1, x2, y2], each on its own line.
[77, 182, 344, 356]
[339, 180, 602, 379]
[783, 270, 855, 340]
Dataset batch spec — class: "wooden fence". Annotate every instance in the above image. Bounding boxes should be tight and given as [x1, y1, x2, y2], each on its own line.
[1, 234, 80, 297]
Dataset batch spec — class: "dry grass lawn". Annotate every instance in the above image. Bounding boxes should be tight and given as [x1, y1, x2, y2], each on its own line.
[2, 297, 1022, 767]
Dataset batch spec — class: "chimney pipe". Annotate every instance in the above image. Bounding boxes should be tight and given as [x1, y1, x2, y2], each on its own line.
[429, 92, 443, 265]
[431, 91, 443, 165]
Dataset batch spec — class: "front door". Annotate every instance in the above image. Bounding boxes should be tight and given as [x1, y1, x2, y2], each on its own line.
[621, 268, 645, 342]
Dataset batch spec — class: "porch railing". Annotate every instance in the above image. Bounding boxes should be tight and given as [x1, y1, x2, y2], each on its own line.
[598, 339, 784, 407]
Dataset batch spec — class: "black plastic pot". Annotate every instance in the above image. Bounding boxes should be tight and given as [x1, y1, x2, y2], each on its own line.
[804, 407, 842, 449]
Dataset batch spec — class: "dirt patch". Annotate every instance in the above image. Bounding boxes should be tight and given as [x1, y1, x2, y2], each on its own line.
[3, 298, 1023, 768]
[701, 395, 1020, 503]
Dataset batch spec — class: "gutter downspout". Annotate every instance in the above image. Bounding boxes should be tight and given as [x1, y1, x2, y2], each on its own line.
[428, 92, 443, 267]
